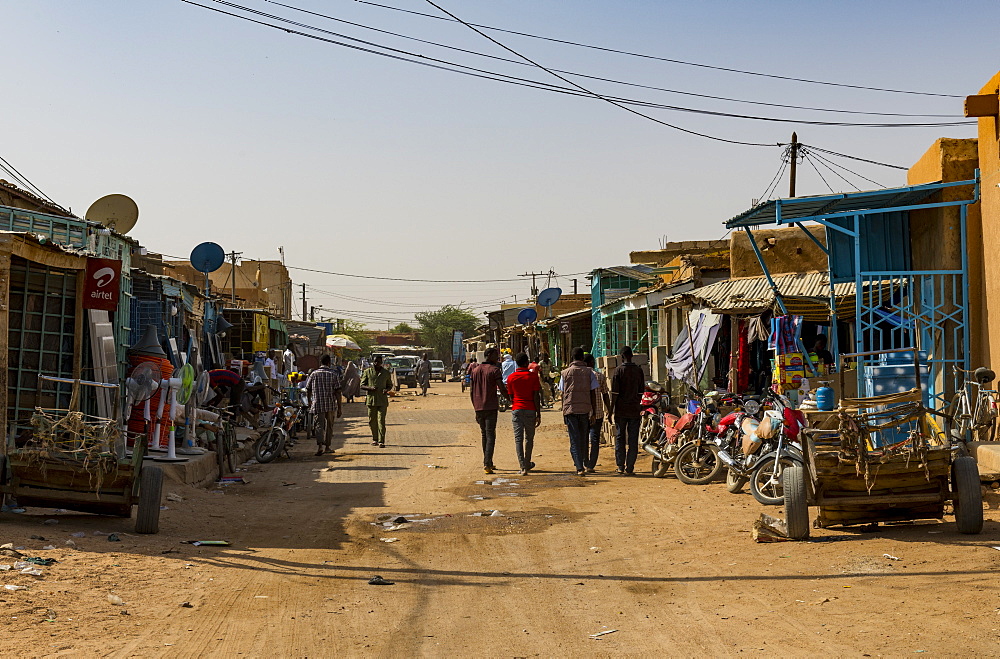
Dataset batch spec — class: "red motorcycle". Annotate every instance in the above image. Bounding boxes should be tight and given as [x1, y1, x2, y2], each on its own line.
[671, 388, 733, 485]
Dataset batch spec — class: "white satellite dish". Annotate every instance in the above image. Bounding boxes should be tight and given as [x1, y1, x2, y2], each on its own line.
[85, 194, 139, 235]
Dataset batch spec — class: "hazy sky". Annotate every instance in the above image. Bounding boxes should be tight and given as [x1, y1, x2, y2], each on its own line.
[1, 1, 993, 327]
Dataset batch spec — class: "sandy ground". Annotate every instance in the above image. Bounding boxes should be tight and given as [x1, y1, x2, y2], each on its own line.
[2, 381, 1000, 657]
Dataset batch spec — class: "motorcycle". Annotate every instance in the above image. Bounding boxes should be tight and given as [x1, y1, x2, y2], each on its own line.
[716, 390, 806, 504]
[642, 391, 692, 478]
[748, 394, 806, 505]
[255, 391, 305, 464]
[671, 388, 728, 485]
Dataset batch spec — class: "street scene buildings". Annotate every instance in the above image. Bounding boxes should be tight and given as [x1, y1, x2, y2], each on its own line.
[1, 3, 999, 656]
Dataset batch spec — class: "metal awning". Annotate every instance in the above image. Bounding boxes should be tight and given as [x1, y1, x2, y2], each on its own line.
[725, 179, 977, 228]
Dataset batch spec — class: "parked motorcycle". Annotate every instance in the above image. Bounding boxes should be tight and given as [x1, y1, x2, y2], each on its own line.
[748, 395, 806, 505]
[255, 391, 305, 464]
[643, 402, 692, 477]
[716, 390, 806, 504]
[671, 388, 728, 484]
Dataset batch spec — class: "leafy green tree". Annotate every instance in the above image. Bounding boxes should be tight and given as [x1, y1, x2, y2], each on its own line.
[390, 322, 415, 334]
[414, 305, 482, 363]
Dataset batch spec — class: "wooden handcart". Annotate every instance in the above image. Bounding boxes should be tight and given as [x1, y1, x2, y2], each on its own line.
[1, 376, 163, 533]
[781, 350, 984, 539]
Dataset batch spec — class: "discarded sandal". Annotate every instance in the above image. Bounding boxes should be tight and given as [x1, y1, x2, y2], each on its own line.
[368, 575, 395, 586]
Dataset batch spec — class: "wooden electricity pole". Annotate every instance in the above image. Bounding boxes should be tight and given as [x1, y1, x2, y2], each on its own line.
[788, 131, 799, 198]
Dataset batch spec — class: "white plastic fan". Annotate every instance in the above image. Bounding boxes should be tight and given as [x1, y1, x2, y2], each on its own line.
[125, 362, 161, 412]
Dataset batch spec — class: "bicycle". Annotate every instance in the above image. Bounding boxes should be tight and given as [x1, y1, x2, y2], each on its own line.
[213, 407, 239, 478]
[949, 365, 998, 443]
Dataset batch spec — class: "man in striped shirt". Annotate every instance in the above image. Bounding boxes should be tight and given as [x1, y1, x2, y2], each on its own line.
[305, 355, 342, 456]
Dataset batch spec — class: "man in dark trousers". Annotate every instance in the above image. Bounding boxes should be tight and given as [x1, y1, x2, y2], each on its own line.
[304, 354, 342, 456]
[360, 354, 393, 447]
[559, 346, 598, 476]
[470, 347, 508, 474]
[610, 345, 645, 475]
[506, 352, 543, 475]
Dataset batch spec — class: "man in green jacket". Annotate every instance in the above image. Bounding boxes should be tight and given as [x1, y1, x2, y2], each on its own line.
[360, 354, 394, 447]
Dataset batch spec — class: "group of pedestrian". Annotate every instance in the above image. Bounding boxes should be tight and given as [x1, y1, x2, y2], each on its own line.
[467, 344, 644, 477]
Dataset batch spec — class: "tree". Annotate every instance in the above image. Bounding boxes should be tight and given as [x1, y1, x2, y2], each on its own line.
[414, 305, 482, 364]
[390, 322, 414, 334]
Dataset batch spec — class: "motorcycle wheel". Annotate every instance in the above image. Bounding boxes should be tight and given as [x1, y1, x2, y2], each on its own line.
[673, 442, 723, 485]
[725, 467, 748, 494]
[750, 456, 801, 505]
[255, 427, 286, 464]
[650, 456, 670, 478]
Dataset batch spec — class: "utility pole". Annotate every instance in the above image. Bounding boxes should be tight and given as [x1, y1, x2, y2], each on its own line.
[227, 251, 242, 304]
[519, 271, 547, 297]
[788, 131, 799, 198]
[301, 283, 307, 321]
[310, 306, 315, 322]
[572, 278, 578, 295]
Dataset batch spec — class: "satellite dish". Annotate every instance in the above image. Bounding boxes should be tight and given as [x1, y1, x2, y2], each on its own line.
[190, 242, 226, 274]
[517, 308, 538, 325]
[537, 288, 562, 307]
[85, 194, 139, 234]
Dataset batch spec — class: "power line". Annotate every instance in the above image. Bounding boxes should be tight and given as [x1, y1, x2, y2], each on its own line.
[802, 150, 837, 193]
[350, 0, 962, 98]
[0, 153, 68, 212]
[420, 0, 782, 146]
[286, 263, 590, 283]
[805, 148, 887, 188]
[183, 0, 776, 144]
[268, 0, 960, 119]
[799, 145, 908, 170]
[189, 2, 970, 129]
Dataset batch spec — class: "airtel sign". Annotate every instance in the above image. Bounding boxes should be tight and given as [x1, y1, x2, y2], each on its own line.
[83, 258, 122, 311]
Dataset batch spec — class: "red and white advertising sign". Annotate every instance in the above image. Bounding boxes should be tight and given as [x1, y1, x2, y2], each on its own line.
[83, 258, 122, 311]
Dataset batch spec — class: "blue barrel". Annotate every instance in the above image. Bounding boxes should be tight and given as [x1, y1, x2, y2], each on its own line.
[816, 382, 835, 412]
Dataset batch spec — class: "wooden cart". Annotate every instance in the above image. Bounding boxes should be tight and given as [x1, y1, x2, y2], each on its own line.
[781, 350, 984, 539]
[1, 377, 163, 533]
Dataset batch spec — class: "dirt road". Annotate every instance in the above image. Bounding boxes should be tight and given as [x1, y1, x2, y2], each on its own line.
[4, 382, 1000, 657]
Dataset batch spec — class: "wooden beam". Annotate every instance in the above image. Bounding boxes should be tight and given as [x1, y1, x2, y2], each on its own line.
[964, 94, 999, 118]
[0, 237, 10, 452]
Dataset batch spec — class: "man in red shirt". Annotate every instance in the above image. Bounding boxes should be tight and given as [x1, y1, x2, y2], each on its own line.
[506, 353, 542, 475]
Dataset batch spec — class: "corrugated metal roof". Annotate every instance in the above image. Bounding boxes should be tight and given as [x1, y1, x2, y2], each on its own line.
[675, 272, 855, 320]
[725, 179, 975, 228]
[592, 264, 658, 281]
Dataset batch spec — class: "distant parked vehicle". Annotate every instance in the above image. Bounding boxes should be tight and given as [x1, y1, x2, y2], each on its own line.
[388, 356, 418, 389]
[430, 360, 447, 382]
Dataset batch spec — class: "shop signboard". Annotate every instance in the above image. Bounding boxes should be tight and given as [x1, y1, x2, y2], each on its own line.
[252, 313, 269, 351]
[451, 329, 464, 362]
[83, 258, 122, 311]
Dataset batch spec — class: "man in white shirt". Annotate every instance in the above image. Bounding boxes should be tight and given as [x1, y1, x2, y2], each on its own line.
[282, 344, 296, 377]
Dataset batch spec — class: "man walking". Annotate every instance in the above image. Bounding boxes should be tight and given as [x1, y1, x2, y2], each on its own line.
[609, 345, 645, 475]
[415, 352, 432, 397]
[360, 354, 393, 447]
[500, 352, 516, 384]
[304, 354, 342, 456]
[583, 354, 611, 473]
[506, 353, 542, 475]
[470, 347, 507, 474]
[560, 347, 598, 476]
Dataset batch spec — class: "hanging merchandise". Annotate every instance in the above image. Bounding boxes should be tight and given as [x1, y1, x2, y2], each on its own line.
[735, 319, 750, 394]
[768, 315, 803, 355]
[665, 308, 723, 385]
[746, 315, 770, 343]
